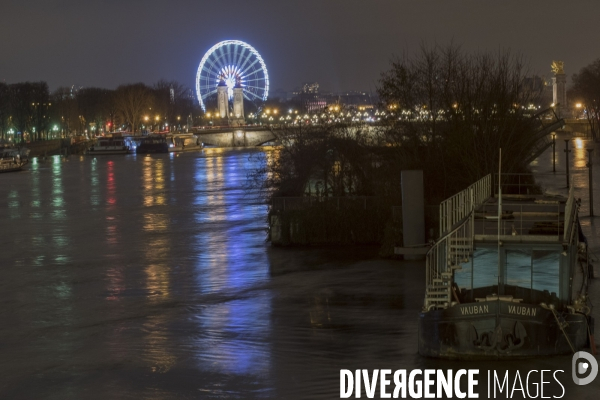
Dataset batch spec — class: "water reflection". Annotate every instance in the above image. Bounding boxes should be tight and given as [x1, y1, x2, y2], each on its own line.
[191, 151, 272, 379]
[1, 145, 598, 399]
[90, 158, 100, 207]
[105, 160, 125, 301]
[50, 156, 69, 262]
[142, 156, 171, 300]
[573, 137, 587, 168]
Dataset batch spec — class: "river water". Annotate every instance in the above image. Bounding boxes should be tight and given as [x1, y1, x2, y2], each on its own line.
[0, 141, 599, 399]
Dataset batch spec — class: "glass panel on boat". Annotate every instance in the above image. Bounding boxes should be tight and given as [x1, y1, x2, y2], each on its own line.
[505, 249, 532, 289]
[472, 247, 499, 288]
[454, 247, 499, 289]
[453, 260, 472, 290]
[531, 250, 560, 295]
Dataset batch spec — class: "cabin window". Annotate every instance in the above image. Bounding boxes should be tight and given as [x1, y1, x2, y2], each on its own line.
[531, 250, 560, 295]
[454, 247, 499, 290]
[505, 249, 532, 288]
[455, 245, 561, 299]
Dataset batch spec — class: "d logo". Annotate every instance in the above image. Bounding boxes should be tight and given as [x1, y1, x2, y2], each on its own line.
[572, 351, 598, 385]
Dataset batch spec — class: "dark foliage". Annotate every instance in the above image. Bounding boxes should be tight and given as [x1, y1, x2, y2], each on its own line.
[569, 59, 600, 141]
[378, 44, 544, 202]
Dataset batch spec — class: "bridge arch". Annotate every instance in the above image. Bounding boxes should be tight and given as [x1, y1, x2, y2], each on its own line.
[193, 128, 278, 147]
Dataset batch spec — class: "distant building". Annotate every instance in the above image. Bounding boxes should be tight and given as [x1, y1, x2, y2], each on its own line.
[288, 83, 377, 113]
[302, 82, 319, 94]
[337, 91, 377, 109]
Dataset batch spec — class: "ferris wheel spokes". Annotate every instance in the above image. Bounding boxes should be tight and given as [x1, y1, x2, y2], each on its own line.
[196, 40, 269, 112]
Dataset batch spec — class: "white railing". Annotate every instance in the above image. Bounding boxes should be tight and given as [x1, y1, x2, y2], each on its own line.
[425, 213, 474, 310]
[439, 174, 491, 237]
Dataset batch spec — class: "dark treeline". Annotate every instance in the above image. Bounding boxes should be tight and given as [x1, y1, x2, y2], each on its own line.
[259, 45, 545, 204]
[259, 44, 549, 247]
[377, 44, 544, 200]
[0, 80, 199, 143]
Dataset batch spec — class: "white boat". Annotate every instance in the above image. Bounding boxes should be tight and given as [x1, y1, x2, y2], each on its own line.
[0, 147, 29, 173]
[87, 137, 132, 155]
[166, 133, 203, 152]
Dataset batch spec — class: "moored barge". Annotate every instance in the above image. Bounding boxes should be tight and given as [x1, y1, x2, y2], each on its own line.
[0, 147, 29, 172]
[419, 174, 594, 358]
[88, 136, 132, 155]
[135, 136, 169, 154]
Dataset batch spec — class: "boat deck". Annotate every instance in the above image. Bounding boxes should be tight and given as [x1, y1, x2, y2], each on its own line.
[454, 193, 588, 300]
[473, 194, 571, 243]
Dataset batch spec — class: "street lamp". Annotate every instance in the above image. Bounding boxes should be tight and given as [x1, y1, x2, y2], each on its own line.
[575, 103, 582, 119]
[587, 149, 594, 217]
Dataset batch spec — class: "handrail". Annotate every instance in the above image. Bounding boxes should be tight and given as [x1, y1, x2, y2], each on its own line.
[563, 185, 575, 243]
[439, 174, 491, 237]
[425, 209, 474, 310]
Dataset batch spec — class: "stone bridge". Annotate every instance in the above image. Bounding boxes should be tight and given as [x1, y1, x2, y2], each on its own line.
[192, 127, 277, 147]
[192, 125, 384, 147]
[192, 120, 594, 148]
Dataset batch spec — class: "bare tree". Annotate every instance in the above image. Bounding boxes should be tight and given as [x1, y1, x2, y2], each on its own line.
[113, 83, 154, 133]
[249, 123, 380, 200]
[0, 83, 9, 141]
[378, 44, 543, 200]
[8, 82, 50, 142]
[51, 87, 79, 136]
[153, 80, 195, 130]
[30, 82, 51, 140]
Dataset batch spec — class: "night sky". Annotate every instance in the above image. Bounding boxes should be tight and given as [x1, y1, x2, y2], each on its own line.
[1, 0, 598, 94]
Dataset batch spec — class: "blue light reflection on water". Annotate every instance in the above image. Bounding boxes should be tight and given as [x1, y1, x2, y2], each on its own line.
[191, 150, 272, 379]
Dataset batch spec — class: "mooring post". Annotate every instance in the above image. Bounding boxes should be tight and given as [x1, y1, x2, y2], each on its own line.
[587, 148, 594, 217]
[401, 170, 425, 260]
[564, 139, 571, 188]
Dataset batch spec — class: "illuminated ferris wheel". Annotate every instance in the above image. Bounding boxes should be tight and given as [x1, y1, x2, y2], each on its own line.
[196, 40, 269, 112]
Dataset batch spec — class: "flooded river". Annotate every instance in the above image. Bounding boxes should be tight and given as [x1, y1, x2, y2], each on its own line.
[0, 141, 599, 399]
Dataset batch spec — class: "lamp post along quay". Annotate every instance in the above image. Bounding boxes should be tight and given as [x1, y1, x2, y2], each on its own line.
[587, 148, 594, 217]
[564, 139, 571, 188]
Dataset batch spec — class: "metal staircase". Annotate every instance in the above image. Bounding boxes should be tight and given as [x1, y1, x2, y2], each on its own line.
[424, 175, 492, 310]
[424, 229, 471, 308]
